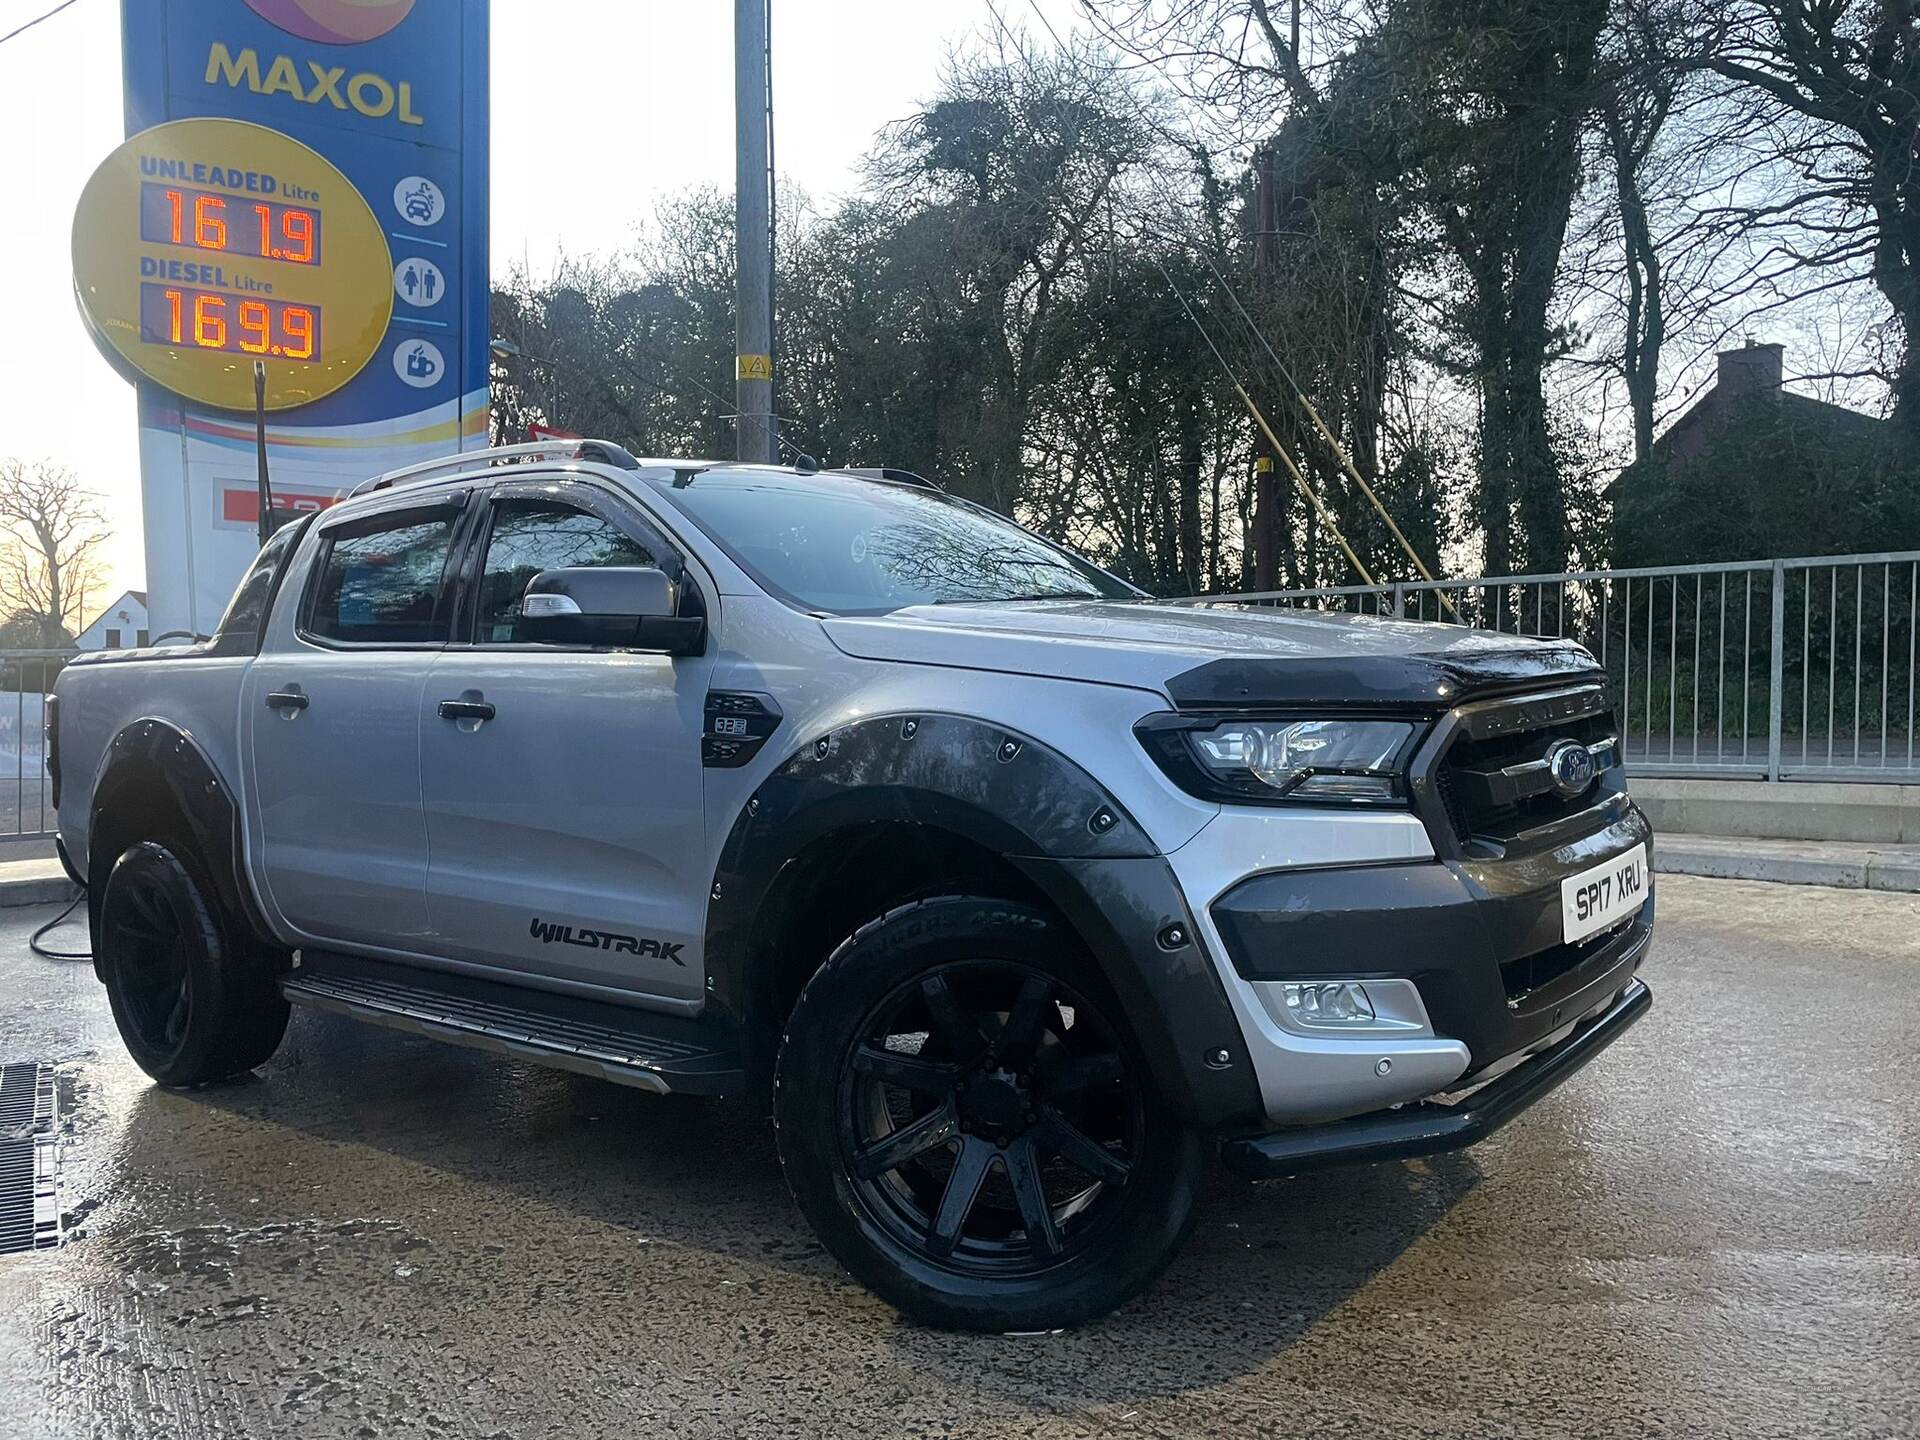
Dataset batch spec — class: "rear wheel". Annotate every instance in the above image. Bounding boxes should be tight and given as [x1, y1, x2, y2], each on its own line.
[97, 841, 288, 1087]
[774, 896, 1204, 1331]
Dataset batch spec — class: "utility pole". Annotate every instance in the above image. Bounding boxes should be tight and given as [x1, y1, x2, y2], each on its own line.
[734, 0, 775, 463]
[1251, 144, 1278, 590]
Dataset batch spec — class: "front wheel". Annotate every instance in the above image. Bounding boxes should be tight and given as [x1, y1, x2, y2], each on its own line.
[774, 896, 1204, 1331]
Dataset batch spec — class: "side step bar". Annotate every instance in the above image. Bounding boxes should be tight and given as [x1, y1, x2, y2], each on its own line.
[282, 950, 747, 1096]
[1220, 979, 1652, 1179]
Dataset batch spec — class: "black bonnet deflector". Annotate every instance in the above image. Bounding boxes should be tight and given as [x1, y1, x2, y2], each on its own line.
[1165, 645, 1603, 713]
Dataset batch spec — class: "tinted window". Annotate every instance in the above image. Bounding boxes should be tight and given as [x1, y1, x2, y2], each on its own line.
[215, 522, 302, 645]
[475, 499, 655, 642]
[307, 512, 458, 644]
[651, 472, 1134, 614]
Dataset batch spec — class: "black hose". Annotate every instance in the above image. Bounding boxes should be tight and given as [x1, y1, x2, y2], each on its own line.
[30, 887, 89, 960]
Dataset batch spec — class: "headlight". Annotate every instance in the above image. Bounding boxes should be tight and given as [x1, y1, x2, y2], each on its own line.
[1136, 715, 1419, 806]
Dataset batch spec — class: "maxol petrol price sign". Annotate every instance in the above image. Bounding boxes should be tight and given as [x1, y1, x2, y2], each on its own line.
[75, 0, 488, 640]
[73, 117, 393, 411]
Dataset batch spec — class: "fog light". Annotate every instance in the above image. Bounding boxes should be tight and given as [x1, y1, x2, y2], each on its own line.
[1281, 981, 1376, 1026]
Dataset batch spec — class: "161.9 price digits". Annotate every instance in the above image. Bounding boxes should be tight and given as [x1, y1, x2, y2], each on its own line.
[143, 184, 321, 266]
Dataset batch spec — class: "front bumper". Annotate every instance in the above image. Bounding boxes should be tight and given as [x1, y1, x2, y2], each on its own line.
[1211, 807, 1655, 1078]
[1219, 977, 1651, 1177]
[1166, 802, 1654, 1125]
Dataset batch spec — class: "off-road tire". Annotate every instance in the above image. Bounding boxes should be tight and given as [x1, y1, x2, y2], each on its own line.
[774, 895, 1205, 1331]
[97, 841, 289, 1086]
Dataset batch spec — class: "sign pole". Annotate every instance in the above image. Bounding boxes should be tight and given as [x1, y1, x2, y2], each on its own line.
[253, 360, 272, 546]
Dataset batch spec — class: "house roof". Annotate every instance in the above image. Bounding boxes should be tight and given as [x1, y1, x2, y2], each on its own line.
[1654, 386, 1888, 462]
[79, 590, 150, 633]
[1611, 376, 1895, 515]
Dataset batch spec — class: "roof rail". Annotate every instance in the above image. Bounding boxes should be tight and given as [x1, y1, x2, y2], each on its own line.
[835, 466, 943, 492]
[350, 439, 643, 497]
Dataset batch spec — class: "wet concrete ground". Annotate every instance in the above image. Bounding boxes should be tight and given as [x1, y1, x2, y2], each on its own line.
[0, 874, 1915, 1439]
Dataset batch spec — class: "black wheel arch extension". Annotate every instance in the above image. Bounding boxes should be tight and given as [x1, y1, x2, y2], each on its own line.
[85, 718, 272, 972]
[706, 712, 1266, 1131]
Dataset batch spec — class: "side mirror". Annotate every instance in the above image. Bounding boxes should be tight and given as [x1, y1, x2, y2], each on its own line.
[520, 566, 707, 655]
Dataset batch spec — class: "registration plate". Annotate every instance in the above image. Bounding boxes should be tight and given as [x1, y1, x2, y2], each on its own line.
[1560, 843, 1649, 945]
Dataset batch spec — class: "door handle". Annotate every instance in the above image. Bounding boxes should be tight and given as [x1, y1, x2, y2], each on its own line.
[265, 689, 309, 712]
[438, 699, 497, 722]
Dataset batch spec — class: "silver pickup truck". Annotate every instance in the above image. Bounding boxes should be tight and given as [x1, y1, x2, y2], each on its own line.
[51, 440, 1653, 1331]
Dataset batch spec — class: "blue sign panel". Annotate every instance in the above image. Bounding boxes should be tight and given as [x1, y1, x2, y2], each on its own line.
[114, 0, 488, 634]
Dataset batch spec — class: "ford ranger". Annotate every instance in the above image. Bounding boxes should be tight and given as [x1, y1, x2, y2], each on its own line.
[50, 440, 1653, 1331]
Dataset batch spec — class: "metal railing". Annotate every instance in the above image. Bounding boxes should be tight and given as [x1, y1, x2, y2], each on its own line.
[5, 550, 1913, 843]
[1180, 550, 1920, 782]
[0, 651, 73, 841]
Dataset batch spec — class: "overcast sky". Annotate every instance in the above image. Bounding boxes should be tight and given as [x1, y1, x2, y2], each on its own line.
[0, 0, 1085, 607]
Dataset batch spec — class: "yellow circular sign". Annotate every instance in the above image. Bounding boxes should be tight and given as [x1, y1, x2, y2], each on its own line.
[72, 118, 393, 412]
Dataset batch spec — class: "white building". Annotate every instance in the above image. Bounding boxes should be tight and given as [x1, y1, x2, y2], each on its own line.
[74, 591, 150, 651]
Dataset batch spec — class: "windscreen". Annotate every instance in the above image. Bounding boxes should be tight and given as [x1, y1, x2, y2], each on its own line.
[655, 472, 1136, 614]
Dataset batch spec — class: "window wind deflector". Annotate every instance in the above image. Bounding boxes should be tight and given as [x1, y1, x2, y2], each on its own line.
[320, 491, 468, 542]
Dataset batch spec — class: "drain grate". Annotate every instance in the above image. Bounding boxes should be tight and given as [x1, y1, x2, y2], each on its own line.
[0, 1063, 60, 1255]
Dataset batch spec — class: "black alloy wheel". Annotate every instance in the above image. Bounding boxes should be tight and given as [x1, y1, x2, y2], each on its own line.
[841, 959, 1140, 1275]
[98, 841, 289, 1086]
[105, 857, 195, 1056]
[775, 896, 1205, 1331]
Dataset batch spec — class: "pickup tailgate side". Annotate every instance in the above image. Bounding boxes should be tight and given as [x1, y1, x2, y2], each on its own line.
[56, 650, 255, 888]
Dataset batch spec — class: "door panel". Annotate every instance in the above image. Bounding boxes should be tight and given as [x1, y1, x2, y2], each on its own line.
[243, 495, 463, 950]
[244, 651, 434, 947]
[420, 648, 714, 1002]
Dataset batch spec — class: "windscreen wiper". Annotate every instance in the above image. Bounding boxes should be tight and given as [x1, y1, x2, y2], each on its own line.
[932, 593, 1099, 605]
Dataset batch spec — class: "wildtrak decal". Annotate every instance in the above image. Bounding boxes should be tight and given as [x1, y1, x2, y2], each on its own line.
[529, 918, 686, 965]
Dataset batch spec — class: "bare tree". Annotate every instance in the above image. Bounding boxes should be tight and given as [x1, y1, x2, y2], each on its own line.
[1084, 1, 1416, 587]
[1598, 1, 1681, 464]
[0, 460, 111, 646]
[867, 29, 1154, 514]
[1706, 0, 1920, 431]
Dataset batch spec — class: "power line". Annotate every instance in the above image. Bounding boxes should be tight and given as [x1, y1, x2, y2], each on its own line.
[1142, 249, 1377, 588]
[1015, 0, 1449, 596]
[0, 0, 83, 48]
[1006, 0, 1364, 582]
[1187, 237, 1459, 611]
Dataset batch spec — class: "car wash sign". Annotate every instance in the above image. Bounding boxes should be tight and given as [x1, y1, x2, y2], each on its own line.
[72, 0, 488, 637]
